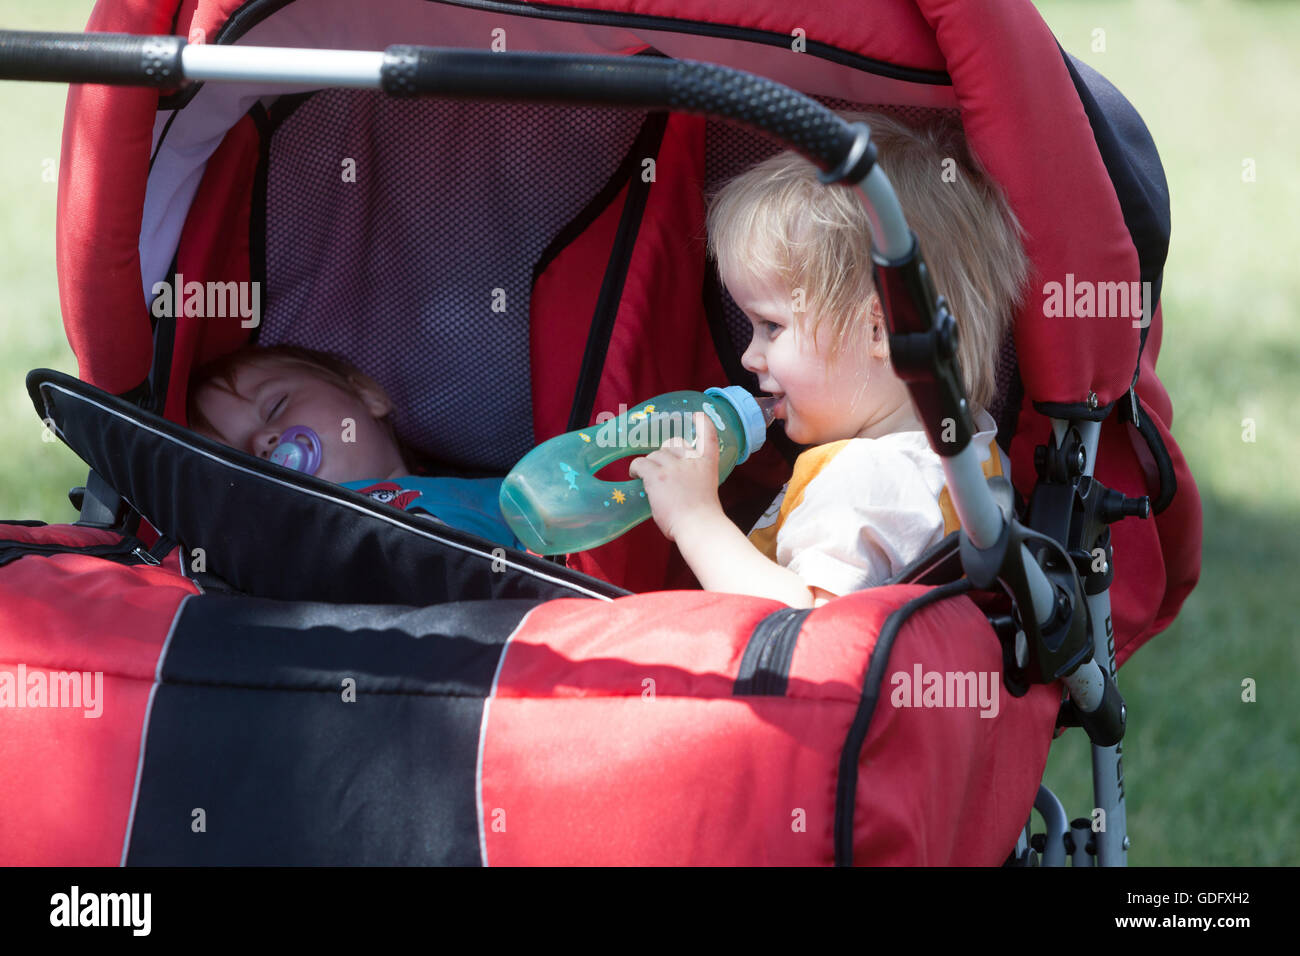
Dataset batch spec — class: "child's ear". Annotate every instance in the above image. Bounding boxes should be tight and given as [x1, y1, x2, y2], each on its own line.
[350, 374, 393, 419]
[868, 295, 891, 360]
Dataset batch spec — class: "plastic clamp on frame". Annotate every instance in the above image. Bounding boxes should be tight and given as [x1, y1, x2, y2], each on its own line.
[815, 121, 877, 186]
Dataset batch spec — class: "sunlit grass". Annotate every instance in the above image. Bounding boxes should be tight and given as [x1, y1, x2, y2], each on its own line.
[1034, 0, 1298, 865]
[0, 1, 91, 522]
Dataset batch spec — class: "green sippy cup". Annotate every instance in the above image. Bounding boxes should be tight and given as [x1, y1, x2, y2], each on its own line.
[500, 387, 777, 554]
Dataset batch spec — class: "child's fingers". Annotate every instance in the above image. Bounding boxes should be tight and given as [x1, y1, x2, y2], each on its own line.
[673, 412, 716, 461]
[635, 418, 718, 466]
[656, 433, 697, 457]
[692, 411, 718, 448]
[629, 452, 672, 480]
[657, 414, 712, 456]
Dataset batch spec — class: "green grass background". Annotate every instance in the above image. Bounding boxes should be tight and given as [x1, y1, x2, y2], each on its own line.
[0, 1, 1295, 864]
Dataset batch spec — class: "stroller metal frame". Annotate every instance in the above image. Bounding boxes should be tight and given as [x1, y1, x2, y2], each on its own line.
[0, 29, 1146, 865]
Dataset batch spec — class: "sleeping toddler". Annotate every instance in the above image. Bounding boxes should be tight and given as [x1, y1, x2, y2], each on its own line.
[188, 343, 522, 550]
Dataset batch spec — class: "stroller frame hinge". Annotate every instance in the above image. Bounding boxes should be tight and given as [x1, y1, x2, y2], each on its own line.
[1015, 419, 1133, 866]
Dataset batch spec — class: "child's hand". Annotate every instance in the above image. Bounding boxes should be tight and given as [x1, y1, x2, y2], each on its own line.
[628, 412, 723, 542]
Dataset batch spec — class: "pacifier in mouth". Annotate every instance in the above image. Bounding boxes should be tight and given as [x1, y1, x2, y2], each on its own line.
[268, 425, 323, 475]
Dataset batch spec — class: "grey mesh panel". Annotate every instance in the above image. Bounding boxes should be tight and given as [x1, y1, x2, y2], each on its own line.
[259, 90, 646, 471]
[703, 100, 1021, 440]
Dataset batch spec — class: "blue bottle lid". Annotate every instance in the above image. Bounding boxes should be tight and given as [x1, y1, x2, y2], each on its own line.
[704, 386, 772, 464]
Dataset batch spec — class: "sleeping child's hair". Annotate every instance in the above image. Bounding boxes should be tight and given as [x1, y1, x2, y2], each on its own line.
[705, 110, 1030, 413]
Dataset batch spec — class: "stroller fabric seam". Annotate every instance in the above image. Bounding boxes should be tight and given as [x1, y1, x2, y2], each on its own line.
[833, 577, 974, 866]
[119, 591, 192, 866]
[733, 606, 811, 696]
[566, 111, 670, 432]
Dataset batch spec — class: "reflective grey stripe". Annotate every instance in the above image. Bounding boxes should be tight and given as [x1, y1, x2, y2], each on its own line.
[476, 603, 539, 867]
[119, 592, 192, 866]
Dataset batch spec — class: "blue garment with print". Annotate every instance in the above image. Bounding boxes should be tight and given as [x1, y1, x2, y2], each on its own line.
[340, 475, 522, 550]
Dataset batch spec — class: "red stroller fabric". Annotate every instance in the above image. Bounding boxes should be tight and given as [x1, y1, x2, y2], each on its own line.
[484, 588, 1060, 865]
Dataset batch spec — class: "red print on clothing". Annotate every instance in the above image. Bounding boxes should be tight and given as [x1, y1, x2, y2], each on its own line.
[352, 481, 421, 512]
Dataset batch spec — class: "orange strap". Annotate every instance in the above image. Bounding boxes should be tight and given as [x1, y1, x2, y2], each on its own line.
[747, 440, 853, 561]
[938, 443, 1008, 535]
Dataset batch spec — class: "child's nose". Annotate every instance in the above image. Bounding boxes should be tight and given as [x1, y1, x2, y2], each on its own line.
[740, 336, 764, 375]
[251, 427, 279, 459]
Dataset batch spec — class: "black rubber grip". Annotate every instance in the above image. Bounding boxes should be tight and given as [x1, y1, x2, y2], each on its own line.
[381, 47, 859, 173]
[873, 239, 975, 456]
[665, 59, 858, 165]
[0, 30, 186, 88]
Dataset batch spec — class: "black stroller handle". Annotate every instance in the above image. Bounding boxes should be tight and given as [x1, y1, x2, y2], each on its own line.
[0, 30, 185, 87]
[0, 31, 871, 189]
[0, 30, 903, 258]
[380, 46, 868, 178]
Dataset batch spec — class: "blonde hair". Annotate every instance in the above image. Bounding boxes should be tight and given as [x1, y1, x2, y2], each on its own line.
[706, 111, 1029, 412]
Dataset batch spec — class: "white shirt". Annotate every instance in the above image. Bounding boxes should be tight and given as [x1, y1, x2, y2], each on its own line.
[747, 408, 1003, 596]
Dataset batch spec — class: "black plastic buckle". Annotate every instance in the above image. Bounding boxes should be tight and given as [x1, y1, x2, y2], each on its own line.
[71, 468, 129, 530]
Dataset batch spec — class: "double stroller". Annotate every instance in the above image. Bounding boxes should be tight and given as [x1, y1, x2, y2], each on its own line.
[0, 0, 1200, 865]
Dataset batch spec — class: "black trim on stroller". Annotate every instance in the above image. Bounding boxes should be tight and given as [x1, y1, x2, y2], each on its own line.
[1059, 50, 1170, 347]
[1118, 393, 1177, 514]
[834, 577, 975, 866]
[566, 109, 670, 432]
[733, 606, 812, 697]
[145, 247, 181, 415]
[125, 591, 542, 865]
[0, 531, 175, 572]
